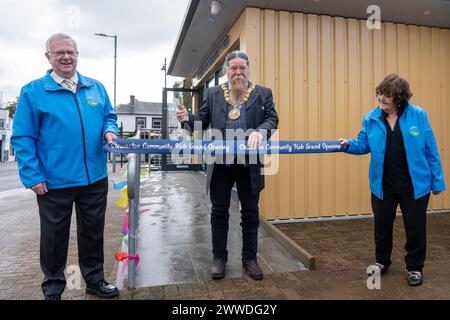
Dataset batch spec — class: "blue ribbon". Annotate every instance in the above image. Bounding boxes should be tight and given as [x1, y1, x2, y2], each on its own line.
[110, 180, 127, 190]
[104, 139, 343, 155]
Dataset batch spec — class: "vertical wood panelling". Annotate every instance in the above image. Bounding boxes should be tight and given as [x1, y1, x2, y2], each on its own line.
[242, 8, 261, 85]
[443, 30, 450, 210]
[407, 26, 420, 106]
[359, 20, 372, 214]
[333, 17, 348, 216]
[396, 24, 409, 78]
[319, 15, 334, 216]
[347, 19, 362, 215]
[430, 28, 443, 209]
[259, 9, 278, 219]
[291, 13, 307, 218]
[239, 8, 450, 220]
[384, 23, 398, 74]
[306, 14, 320, 217]
[420, 27, 432, 112]
[278, 11, 292, 219]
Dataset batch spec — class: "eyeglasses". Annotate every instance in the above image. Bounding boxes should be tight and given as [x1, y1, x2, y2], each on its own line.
[225, 51, 248, 62]
[48, 51, 79, 57]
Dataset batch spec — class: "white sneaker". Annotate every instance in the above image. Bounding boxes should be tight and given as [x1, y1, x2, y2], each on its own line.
[367, 263, 388, 276]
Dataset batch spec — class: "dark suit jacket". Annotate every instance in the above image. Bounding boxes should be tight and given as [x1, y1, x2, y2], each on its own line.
[187, 82, 279, 195]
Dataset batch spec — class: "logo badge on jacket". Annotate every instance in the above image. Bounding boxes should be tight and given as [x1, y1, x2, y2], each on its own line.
[87, 97, 99, 107]
[409, 126, 420, 137]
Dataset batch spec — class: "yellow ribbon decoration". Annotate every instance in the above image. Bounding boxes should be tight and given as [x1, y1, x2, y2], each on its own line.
[115, 185, 128, 208]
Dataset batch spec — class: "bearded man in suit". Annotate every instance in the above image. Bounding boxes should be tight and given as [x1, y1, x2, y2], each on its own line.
[176, 50, 278, 280]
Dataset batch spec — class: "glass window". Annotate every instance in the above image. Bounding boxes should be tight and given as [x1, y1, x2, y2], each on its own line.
[218, 71, 227, 85]
[135, 117, 146, 131]
[0, 119, 4, 129]
[152, 118, 162, 129]
[206, 76, 214, 89]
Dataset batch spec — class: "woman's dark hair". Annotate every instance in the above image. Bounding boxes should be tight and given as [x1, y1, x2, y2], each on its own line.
[375, 74, 413, 109]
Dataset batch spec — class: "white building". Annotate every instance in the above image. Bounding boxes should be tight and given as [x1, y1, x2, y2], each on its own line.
[116, 95, 162, 133]
[0, 109, 15, 162]
[116, 95, 179, 135]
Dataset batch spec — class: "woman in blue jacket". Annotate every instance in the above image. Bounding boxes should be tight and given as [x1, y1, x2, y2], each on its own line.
[340, 74, 446, 287]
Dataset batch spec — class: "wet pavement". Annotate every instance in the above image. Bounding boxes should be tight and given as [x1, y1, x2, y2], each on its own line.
[0, 162, 125, 300]
[274, 211, 450, 299]
[2, 160, 449, 300]
[0, 162, 23, 192]
[123, 210, 450, 300]
[125, 170, 306, 288]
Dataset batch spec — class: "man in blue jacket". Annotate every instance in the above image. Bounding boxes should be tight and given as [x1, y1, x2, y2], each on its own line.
[12, 33, 119, 299]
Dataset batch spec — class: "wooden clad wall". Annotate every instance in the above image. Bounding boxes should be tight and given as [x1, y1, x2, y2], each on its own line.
[238, 8, 450, 220]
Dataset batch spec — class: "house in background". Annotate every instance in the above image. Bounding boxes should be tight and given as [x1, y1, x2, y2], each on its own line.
[116, 95, 159, 133]
[0, 109, 15, 162]
[116, 95, 179, 135]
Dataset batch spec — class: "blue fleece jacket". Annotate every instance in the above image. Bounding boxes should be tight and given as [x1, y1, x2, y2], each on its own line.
[12, 70, 118, 189]
[346, 104, 446, 200]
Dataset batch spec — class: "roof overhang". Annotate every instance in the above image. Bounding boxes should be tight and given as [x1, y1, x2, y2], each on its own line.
[168, 0, 450, 78]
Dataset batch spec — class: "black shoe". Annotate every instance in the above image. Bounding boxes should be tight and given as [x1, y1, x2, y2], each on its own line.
[407, 271, 423, 287]
[367, 263, 388, 277]
[211, 257, 227, 280]
[45, 294, 61, 300]
[242, 260, 264, 280]
[86, 280, 119, 298]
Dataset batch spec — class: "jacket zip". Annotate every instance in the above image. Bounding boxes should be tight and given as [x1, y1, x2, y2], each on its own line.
[372, 116, 387, 199]
[72, 92, 91, 185]
[398, 115, 416, 199]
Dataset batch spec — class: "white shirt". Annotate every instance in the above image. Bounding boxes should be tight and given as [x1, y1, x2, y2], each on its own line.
[50, 71, 78, 93]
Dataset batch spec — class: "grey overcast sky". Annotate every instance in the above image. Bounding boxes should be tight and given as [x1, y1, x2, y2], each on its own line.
[0, 0, 190, 105]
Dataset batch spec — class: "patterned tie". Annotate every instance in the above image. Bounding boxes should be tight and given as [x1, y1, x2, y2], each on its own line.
[62, 79, 76, 93]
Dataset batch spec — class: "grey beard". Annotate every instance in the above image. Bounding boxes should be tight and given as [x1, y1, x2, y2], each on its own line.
[230, 87, 245, 100]
[230, 79, 247, 100]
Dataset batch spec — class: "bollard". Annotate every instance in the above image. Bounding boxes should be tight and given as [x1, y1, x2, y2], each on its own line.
[127, 153, 139, 289]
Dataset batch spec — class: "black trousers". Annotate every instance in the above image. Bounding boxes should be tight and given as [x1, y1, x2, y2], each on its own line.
[371, 192, 430, 272]
[36, 178, 108, 296]
[209, 164, 260, 261]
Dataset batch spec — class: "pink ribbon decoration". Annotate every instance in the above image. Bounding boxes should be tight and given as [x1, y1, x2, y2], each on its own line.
[115, 250, 140, 272]
[121, 213, 129, 236]
[128, 254, 140, 267]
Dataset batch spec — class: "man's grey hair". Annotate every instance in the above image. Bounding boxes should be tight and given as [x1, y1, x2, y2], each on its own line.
[46, 33, 78, 52]
[222, 50, 249, 72]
